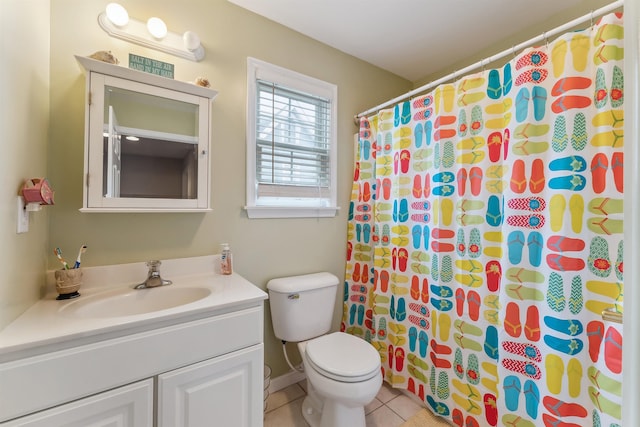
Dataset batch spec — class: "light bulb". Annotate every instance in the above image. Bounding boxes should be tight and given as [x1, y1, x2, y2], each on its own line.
[105, 3, 129, 27]
[147, 17, 167, 39]
[183, 31, 201, 51]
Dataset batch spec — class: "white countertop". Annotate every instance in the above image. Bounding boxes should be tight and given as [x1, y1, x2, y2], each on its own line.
[0, 255, 267, 362]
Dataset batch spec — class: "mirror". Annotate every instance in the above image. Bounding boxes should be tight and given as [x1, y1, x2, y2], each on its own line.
[102, 87, 199, 200]
[77, 55, 217, 212]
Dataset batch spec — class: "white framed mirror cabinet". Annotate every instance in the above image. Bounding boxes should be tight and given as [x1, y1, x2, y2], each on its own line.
[76, 55, 218, 212]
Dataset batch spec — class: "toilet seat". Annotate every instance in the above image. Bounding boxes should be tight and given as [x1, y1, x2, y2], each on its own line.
[305, 332, 380, 383]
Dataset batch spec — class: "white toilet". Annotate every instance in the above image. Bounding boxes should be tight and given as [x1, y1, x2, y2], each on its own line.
[267, 272, 382, 427]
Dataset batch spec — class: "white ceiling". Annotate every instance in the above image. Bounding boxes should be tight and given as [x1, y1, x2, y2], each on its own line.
[228, 0, 589, 82]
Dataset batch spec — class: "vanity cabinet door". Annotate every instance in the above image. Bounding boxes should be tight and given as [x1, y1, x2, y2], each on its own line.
[158, 344, 264, 427]
[0, 380, 153, 427]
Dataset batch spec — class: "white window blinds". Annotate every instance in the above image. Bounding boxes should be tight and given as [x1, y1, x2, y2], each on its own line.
[255, 80, 331, 200]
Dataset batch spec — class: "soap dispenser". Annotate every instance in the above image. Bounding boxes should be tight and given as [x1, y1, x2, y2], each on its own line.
[220, 243, 232, 275]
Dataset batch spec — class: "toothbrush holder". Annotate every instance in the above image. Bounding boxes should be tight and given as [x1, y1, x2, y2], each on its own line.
[55, 268, 83, 300]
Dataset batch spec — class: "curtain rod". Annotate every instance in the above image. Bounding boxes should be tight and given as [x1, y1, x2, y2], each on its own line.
[355, 0, 624, 122]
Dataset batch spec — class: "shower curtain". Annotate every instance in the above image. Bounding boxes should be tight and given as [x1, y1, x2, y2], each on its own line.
[343, 12, 623, 427]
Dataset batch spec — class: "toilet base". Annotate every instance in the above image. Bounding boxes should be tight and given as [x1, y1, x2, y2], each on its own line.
[301, 395, 366, 427]
[297, 337, 381, 427]
[301, 396, 321, 427]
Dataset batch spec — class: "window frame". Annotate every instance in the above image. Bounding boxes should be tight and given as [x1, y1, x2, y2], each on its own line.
[245, 57, 339, 219]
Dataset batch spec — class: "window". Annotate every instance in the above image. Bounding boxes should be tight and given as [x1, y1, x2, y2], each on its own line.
[246, 58, 338, 219]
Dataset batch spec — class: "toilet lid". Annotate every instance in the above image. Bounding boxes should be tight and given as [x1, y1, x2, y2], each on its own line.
[305, 332, 380, 382]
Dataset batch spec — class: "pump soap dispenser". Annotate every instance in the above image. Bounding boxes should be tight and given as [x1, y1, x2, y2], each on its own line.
[220, 243, 232, 275]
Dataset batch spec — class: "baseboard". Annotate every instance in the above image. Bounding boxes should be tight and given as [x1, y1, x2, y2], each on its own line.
[269, 368, 306, 393]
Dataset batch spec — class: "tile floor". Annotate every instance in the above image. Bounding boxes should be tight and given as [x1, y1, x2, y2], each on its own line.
[264, 380, 452, 427]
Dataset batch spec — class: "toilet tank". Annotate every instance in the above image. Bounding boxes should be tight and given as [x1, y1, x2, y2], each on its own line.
[267, 272, 339, 342]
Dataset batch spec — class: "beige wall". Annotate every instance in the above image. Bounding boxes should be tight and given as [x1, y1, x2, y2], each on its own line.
[36, 0, 411, 378]
[0, 1, 51, 329]
[414, 0, 619, 86]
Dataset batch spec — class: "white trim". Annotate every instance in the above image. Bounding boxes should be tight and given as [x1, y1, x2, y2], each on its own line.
[246, 57, 339, 218]
[268, 369, 306, 394]
[252, 58, 335, 100]
[245, 206, 339, 219]
[75, 56, 217, 98]
[79, 207, 211, 213]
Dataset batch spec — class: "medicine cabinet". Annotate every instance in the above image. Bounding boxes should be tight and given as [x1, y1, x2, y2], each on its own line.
[76, 56, 218, 212]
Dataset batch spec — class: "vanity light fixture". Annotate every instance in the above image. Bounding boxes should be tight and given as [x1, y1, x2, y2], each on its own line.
[105, 2, 129, 27]
[98, 3, 205, 62]
[146, 17, 167, 39]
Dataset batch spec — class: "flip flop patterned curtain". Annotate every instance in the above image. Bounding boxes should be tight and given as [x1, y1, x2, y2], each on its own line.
[343, 12, 624, 427]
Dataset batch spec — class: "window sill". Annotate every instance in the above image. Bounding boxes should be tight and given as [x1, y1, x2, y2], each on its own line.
[244, 206, 340, 219]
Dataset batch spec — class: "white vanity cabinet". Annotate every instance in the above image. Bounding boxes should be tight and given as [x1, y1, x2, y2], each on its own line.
[1, 310, 264, 427]
[2, 345, 263, 427]
[76, 56, 218, 212]
[0, 261, 267, 427]
[2, 346, 263, 427]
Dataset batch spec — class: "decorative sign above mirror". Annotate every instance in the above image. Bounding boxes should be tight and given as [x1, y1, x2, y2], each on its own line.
[76, 55, 218, 212]
[128, 54, 174, 78]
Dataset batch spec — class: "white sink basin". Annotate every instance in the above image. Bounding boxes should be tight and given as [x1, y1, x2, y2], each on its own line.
[61, 286, 212, 318]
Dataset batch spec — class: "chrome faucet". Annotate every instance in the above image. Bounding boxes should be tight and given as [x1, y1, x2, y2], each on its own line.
[135, 260, 172, 289]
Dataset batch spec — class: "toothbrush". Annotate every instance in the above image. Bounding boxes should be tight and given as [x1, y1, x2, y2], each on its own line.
[54, 247, 70, 270]
[73, 245, 87, 269]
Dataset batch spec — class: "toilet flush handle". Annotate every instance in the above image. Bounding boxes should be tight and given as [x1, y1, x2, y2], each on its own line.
[288, 294, 300, 300]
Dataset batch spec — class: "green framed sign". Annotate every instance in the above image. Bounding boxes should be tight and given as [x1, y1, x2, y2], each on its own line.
[128, 54, 174, 79]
